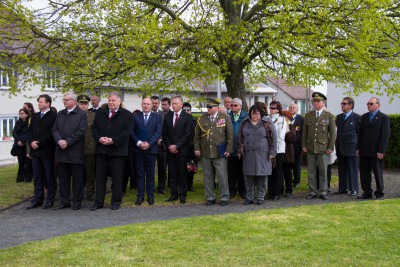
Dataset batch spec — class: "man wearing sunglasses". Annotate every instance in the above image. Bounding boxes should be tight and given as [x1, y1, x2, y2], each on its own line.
[357, 97, 390, 200]
[335, 97, 361, 197]
[302, 92, 336, 200]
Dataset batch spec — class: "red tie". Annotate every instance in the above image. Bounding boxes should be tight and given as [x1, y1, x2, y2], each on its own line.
[173, 113, 179, 127]
[109, 110, 115, 120]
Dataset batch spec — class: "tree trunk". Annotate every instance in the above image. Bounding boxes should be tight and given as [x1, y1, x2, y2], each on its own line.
[224, 60, 248, 111]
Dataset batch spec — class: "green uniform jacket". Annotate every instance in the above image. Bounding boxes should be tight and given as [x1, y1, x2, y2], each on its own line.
[301, 109, 336, 154]
[194, 112, 234, 158]
[85, 110, 96, 155]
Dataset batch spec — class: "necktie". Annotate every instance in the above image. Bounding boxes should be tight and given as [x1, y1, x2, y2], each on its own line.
[109, 110, 115, 120]
[369, 113, 374, 121]
[40, 112, 44, 119]
[174, 113, 179, 127]
[144, 114, 148, 125]
[316, 111, 319, 119]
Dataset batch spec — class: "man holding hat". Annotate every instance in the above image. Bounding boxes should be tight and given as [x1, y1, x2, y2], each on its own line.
[301, 92, 336, 200]
[77, 95, 97, 201]
[194, 98, 233, 206]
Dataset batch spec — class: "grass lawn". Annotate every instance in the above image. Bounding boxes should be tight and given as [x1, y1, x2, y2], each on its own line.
[0, 165, 33, 209]
[0, 199, 398, 266]
[1, 164, 331, 208]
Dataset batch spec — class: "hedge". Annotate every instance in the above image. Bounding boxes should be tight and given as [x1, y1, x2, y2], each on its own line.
[385, 114, 400, 170]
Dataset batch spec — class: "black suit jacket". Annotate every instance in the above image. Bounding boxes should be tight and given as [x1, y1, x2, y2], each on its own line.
[162, 110, 193, 156]
[291, 114, 304, 153]
[92, 107, 133, 157]
[27, 110, 57, 158]
[52, 106, 87, 164]
[358, 110, 390, 157]
[335, 111, 361, 157]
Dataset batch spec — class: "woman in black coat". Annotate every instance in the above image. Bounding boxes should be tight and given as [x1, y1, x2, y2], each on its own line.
[12, 108, 32, 182]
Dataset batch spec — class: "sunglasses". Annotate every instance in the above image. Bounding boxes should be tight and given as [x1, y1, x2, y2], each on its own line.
[207, 105, 216, 109]
[367, 102, 376, 106]
[230, 104, 239, 107]
[340, 102, 349, 105]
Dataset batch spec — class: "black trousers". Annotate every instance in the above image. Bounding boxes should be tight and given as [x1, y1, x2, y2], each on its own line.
[123, 151, 136, 193]
[268, 153, 284, 197]
[58, 162, 85, 207]
[95, 155, 126, 207]
[156, 151, 167, 190]
[32, 157, 56, 203]
[292, 152, 302, 185]
[227, 156, 245, 197]
[359, 156, 384, 197]
[282, 162, 294, 194]
[16, 146, 31, 181]
[168, 154, 188, 198]
[337, 155, 359, 192]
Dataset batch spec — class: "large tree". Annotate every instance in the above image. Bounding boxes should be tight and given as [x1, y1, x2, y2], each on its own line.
[1, 0, 400, 103]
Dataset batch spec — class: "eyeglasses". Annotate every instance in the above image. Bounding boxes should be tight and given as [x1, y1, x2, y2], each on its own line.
[183, 108, 190, 111]
[340, 102, 349, 105]
[62, 99, 73, 102]
[367, 102, 376, 106]
[269, 107, 278, 110]
[230, 104, 239, 107]
[251, 112, 260, 115]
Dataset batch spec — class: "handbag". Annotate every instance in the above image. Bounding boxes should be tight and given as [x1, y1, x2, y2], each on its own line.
[10, 144, 17, 157]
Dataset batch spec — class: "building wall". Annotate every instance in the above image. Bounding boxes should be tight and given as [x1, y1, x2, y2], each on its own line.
[326, 83, 400, 115]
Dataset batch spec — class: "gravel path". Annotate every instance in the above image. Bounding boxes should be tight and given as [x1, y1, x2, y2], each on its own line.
[1, 170, 399, 250]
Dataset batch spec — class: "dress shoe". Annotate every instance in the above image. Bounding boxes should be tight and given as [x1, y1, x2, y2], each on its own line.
[72, 206, 81, 211]
[375, 195, 384, 200]
[90, 204, 103, 211]
[243, 199, 253, 205]
[26, 202, 43, 210]
[111, 204, 120, 210]
[357, 194, 373, 200]
[165, 196, 178, 202]
[293, 183, 300, 188]
[334, 190, 348, 194]
[135, 198, 144, 206]
[206, 200, 216, 206]
[179, 197, 186, 204]
[306, 194, 317, 199]
[327, 187, 332, 193]
[272, 195, 280, 201]
[157, 189, 165, 194]
[53, 204, 71, 210]
[148, 198, 154, 205]
[319, 195, 328, 200]
[349, 191, 357, 196]
[220, 200, 228, 206]
[43, 201, 54, 209]
[283, 193, 292, 198]
[256, 200, 264, 205]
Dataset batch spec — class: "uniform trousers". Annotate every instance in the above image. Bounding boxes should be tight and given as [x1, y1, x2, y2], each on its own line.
[307, 153, 329, 196]
[202, 157, 229, 201]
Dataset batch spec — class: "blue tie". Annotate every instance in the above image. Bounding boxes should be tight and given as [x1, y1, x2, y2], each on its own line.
[144, 114, 148, 125]
[40, 112, 44, 119]
[369, 113, 374, 121]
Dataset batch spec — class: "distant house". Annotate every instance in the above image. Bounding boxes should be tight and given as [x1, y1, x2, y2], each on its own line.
[265, 77, 312, 114]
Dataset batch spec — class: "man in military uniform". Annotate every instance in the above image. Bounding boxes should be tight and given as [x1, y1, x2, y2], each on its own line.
[77, 95, 97, 201]
[194, 98, 233, 206]
[302, 92, 336, 200]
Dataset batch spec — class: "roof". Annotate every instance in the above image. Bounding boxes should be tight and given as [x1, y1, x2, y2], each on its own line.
[265, 76, 310, 100]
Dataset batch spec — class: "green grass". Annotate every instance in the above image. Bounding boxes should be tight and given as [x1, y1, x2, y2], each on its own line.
[0, 165, 33, 209]
[0, 199, 398, 266]
[0, 164, 336, 208]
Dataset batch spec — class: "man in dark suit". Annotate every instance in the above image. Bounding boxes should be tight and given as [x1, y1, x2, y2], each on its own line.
[151, 95, 167, 194]
[335, 97, 361, 196]
[163, 96, 193, 204]
[52, 92, 87, 210]
[89, 95, 101, 113]
[131, 97, 162, 205]
[288, 103, 304, 188]
[26, 94, 57, 209]
[90, 92, 133, 211]
[357, 97, 390, 200]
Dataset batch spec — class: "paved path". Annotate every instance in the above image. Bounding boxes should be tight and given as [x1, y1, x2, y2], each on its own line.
[1, 170, 399, 250]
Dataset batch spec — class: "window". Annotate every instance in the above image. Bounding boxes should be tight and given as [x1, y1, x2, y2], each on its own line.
[1, 116, 17, 140]
[44, 70, 59, 90]
[0, 70, 17, 89]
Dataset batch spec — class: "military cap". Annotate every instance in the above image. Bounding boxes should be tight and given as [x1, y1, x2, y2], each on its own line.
[206, 98, 221, 107]
[77, 95, 91, 103]
[312, 92, 327, 101]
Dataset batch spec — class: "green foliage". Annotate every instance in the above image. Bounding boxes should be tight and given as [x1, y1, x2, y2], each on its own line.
[1, 199, 399, 265]
[385, 114, 400, 170]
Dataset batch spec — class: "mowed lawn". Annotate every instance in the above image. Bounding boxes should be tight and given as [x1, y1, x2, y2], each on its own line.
[0, 199, 399, 266]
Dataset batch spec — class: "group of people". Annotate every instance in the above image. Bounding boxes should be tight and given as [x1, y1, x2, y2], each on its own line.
[16, 90, 390, 211]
